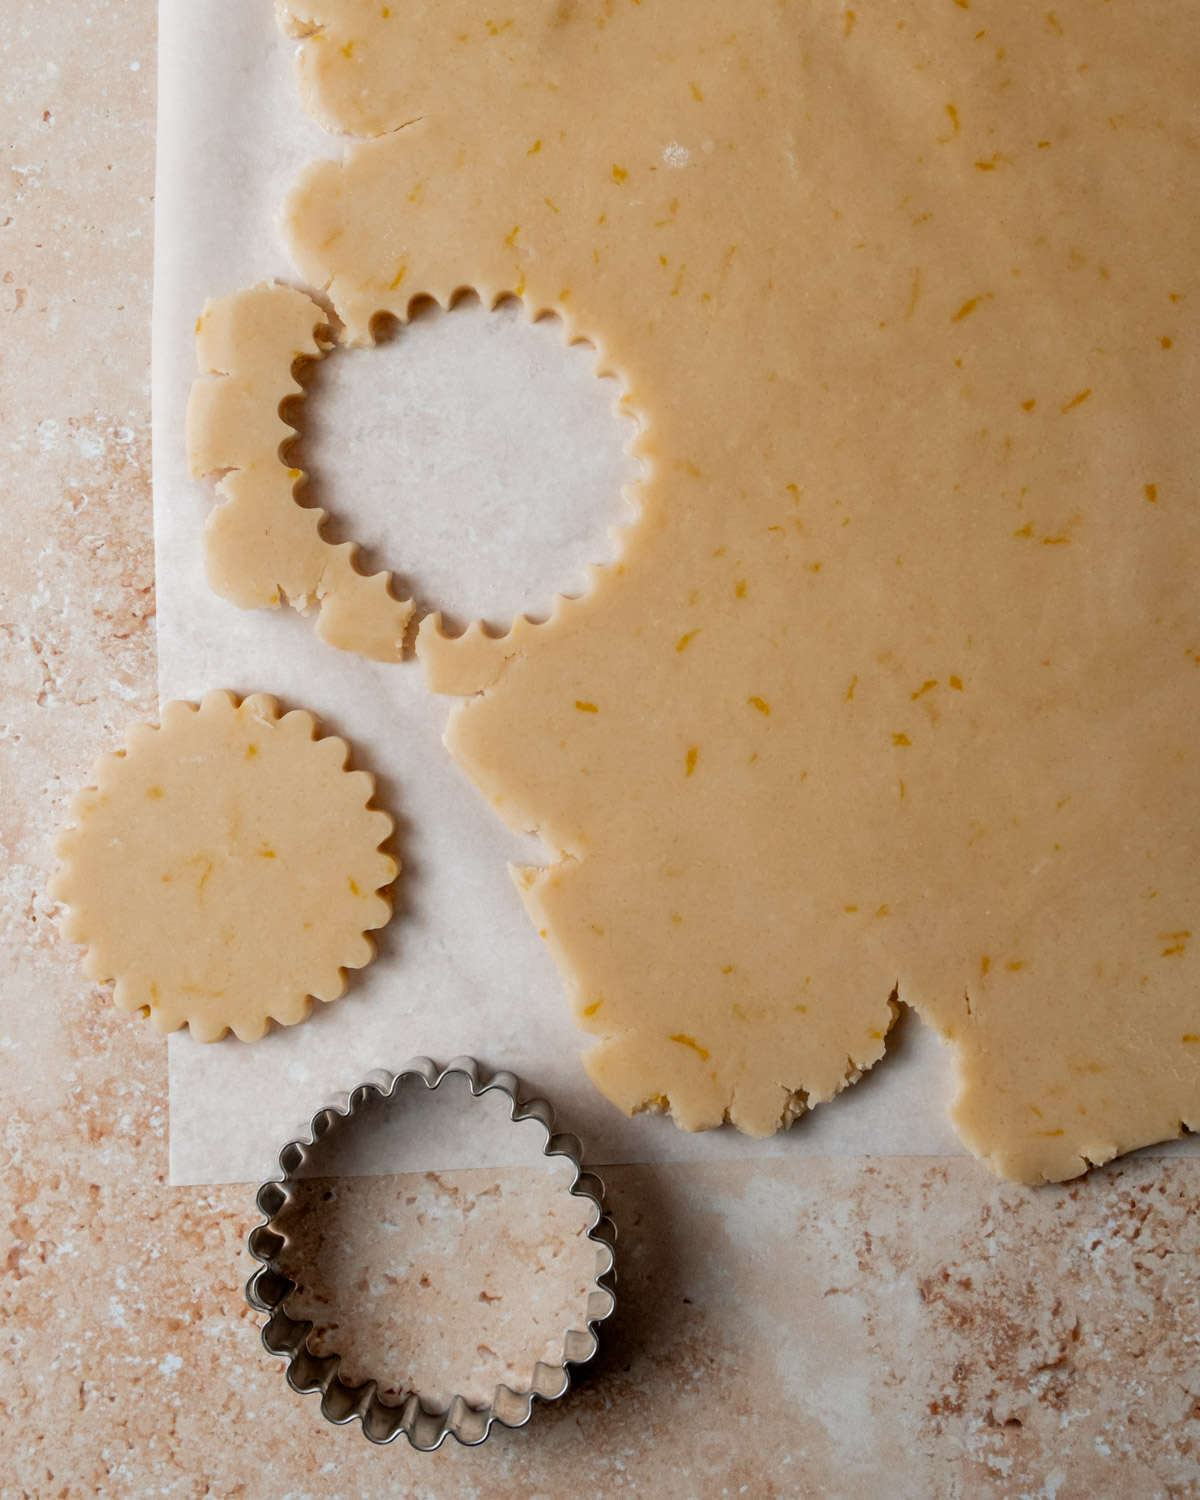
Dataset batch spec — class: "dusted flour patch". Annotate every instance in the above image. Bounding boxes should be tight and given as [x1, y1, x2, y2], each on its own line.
[51, 690, 395, 1041]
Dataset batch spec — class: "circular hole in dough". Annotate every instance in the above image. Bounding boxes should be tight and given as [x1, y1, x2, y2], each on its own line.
[292, 292, 640, 636]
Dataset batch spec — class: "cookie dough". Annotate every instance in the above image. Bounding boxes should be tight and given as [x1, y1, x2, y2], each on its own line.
[51, 691, 396, 1041]
[269, 0, 1198, 1180]
[187, 282, 413, 661]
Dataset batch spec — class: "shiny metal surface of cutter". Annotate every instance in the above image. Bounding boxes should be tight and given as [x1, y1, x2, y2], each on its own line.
[245, 1055, 618, 1449]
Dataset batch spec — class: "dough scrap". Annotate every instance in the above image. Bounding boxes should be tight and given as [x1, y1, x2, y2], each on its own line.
[187, 282, 414, 662]
[51, 690, 396, 1042]
[269, 0, 1199, 1181]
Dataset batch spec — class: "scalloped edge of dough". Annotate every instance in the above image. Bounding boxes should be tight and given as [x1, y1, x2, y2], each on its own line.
[187, 282, 415, 663]
[50, 689, 397, 1043]
[190, 279, 644, 679]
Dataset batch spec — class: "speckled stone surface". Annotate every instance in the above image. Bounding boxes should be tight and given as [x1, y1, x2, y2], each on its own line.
[3, 5, 1200, 1496]
[275, 1165, 600, 1409]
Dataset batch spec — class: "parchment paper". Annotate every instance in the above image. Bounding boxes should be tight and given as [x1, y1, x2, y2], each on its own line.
[153, 1, 1193, 1184]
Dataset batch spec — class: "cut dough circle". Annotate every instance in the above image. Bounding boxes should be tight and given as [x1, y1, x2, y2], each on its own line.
[51, 690, 396, 1042]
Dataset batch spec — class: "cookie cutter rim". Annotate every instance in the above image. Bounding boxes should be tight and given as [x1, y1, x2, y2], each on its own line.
[245, 1055, 618, 1450]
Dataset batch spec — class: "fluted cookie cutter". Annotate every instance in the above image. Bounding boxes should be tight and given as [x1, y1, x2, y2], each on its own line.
[245, 1056, 617, 1449]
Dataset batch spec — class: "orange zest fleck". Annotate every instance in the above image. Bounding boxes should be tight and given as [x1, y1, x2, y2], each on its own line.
[670, 1033, 710, 1061]
[685, 747, 699, 776]
[575, 700, 599, 713]
[748, 696, 770, 715]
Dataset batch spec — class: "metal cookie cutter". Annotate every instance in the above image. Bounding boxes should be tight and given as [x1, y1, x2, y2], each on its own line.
[245, 1056, 618, 1450]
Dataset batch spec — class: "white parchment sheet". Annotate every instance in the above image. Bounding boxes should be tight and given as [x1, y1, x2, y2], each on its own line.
[153, 2, 1193, 1184]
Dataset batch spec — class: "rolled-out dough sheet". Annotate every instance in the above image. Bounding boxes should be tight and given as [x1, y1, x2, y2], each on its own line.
[265, 0, 1200, 1183]
[155, 0, 1198, 1184]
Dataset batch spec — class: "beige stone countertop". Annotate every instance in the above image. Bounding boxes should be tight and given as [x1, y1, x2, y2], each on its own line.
[3, 5, 1199, 1496]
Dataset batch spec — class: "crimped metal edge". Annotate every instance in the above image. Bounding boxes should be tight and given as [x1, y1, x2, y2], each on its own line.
[245, 1056, 618, 1450]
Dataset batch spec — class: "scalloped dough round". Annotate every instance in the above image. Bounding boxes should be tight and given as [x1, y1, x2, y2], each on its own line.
[51, 691, 396, 1042]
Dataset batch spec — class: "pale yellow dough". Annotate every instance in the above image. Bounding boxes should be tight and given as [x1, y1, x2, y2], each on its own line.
[51, 691, 396, 1042]
[187, 282, 414, 662]
[256, 0, 1198, 1180]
